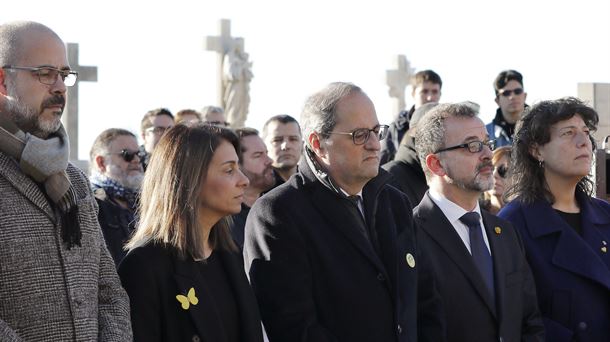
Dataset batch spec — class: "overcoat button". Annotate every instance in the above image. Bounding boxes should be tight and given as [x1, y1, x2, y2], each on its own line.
[397, 324, 402, 334]
[377, 273, 385, 281]
[192, 335, 201, 342]
[578, 321, 587, 330]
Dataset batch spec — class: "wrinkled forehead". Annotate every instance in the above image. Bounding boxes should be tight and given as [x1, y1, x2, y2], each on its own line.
[109, 135, 139, 151]
[443, 115, 487, 144]
[334, 92, 378, 129]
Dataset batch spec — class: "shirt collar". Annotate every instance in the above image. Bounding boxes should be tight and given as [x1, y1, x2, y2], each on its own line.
[428, 188, 481, 224]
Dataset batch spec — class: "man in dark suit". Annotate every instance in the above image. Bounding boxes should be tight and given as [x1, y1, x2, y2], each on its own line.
[244, 82, 442, 342]
[412, 102, 544, 342]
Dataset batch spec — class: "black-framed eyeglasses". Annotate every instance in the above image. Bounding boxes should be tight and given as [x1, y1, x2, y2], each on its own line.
[329, 124, 389, 145]
[434, 140, 496, 154]
[498, 88, 524, 97]
[496, 164, 508, 178]
[110, 149, 144, 162]
[2, 65, 78, 87]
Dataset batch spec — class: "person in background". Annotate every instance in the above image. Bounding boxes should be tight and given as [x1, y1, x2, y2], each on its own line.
[119, 124, 263, 342]
[202, 105, 230, 127]
[486, 70, 527, 147]
[230, 128, 275, 250]
[499, 97, 610, 342]
[381, 69, 442, 164]
[0, 20, 132, 341]
[261, 114, 302, 185]
[383, 102, 438, 206]
[175, 108, 202, 125]
[480, 146, 512, 215]
[90, 128, 144, 266]
[139, 107, 174, 170]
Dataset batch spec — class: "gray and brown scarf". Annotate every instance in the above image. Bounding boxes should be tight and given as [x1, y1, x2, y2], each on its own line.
[0, 116, 81, 248]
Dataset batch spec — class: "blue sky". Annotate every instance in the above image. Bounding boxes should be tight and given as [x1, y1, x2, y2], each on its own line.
[4, 0, 610, 160]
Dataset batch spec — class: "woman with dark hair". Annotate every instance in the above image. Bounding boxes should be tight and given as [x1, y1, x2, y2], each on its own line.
[499, 97, 610, 342]
[118, 124, 263, 342]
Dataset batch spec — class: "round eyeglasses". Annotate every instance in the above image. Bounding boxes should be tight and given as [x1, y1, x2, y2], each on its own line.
[329, 124, 389, 145]
[2, 65, 78, 87]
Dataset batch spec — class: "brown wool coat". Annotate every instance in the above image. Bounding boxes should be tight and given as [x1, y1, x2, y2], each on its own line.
[0, 152, 132, 341]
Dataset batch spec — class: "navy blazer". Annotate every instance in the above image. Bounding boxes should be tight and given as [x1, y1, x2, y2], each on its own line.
[118, 243, 263, 342]
[500, 192, 610, 342]
[414, 193, 544, 342]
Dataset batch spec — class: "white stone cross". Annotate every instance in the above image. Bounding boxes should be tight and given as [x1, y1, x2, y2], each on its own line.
[63, 43, 97, 164]
[386, 54, 414, 115]
[205, 19, 244, 106]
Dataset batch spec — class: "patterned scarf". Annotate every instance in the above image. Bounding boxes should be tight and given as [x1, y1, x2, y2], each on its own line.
[90, 173, 139, 210]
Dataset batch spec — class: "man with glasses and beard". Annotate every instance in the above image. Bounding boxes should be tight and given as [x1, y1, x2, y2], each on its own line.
[486, 70, 528, 147]
[413, 102, 544, 341]
[230, 128, 275, 251]
[0, 21, 131, 340]
[90, 128, 145, 266]
[244, 82, 443, 342]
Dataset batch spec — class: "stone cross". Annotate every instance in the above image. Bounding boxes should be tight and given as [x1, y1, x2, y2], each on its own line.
[578, 82, 610, 199]
[386, 55, 414, 115]
[205, 19, 244, 107]
[63, 43, 97, 164]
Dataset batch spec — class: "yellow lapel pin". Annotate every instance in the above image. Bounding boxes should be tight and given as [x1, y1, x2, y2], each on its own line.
[494, 226, 502, 235]
[176, 287, 199, 310]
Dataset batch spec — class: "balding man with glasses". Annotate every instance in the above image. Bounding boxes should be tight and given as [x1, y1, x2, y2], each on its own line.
[0, 21, 132, 341]
[244, 82, 443, 342]
[90, 128, 144, 267]
[413, 102, 544, 342]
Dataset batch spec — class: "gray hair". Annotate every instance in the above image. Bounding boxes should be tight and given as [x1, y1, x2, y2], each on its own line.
[89, 128, 136, 173]
[201, 105, 224, 120]
[0, 21, 61, 67]
[300, 82, 362, 148]
[414, 102, 479, 179]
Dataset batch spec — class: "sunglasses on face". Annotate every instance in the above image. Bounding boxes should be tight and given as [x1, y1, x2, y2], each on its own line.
[498, 88, 524, 97]
[496, 164, 508, 178]
[110, 149, 144, 162]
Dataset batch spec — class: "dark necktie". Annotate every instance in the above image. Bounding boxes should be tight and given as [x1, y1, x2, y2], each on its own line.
[459, 212, 495, 302]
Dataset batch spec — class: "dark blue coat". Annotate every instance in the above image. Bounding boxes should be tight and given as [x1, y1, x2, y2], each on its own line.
[499, 193, 610, 342]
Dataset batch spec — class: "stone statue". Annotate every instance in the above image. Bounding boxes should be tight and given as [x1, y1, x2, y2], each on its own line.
[222, 38, 253, 128]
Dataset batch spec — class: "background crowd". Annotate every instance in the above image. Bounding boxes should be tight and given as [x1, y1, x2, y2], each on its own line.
[1, 20, 609, 342]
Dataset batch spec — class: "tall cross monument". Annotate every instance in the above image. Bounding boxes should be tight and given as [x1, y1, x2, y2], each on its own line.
[63, 43, 97, 163]
[386, 54, 414, 115]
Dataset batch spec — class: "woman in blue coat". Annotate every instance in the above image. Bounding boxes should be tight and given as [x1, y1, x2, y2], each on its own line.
[118, 124, 263, 342]
[499, 97, 610, 342]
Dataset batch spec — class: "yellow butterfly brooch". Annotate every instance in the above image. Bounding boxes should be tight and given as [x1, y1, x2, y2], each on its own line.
[176, 287, 199, 310]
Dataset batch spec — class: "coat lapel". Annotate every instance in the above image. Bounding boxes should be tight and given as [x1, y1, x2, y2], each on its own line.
[525, 199, 610, 290]
[173, 256, 227, 342]
[216, 251, 263, 342]
[0, 152, 55, 222]
[308, 184, 387, 275]
[416, 193, 497, 316]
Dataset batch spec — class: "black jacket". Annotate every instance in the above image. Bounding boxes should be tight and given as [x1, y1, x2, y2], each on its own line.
[119, 243, 264, 342]
[94, 188, 136, 267]
[414, 193, 544, 342]
[244, 154, 443, 342]
[382, 136, 428, 207]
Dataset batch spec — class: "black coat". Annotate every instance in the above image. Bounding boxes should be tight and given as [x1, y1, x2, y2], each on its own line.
[244, 158, 443, 342]
[413, 193, 544, 342]
[94, 188, 136, 267]
[382, 137, 428, 207]
[118, 243, 264, 342]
